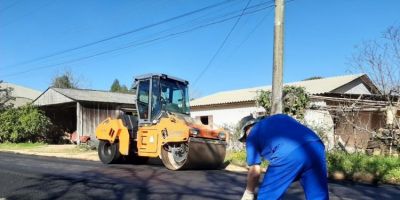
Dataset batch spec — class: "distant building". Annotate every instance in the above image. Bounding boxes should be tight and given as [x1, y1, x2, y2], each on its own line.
[189, 74, 393, 152]
[0, 82, 41, 107]
[33, 88, 136, 142]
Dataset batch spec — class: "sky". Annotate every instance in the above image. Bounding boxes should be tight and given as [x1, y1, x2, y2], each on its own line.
[0, 0, 399, 98]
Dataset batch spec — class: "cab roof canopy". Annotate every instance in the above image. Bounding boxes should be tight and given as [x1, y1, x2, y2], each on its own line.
[134, 73, 189, 85]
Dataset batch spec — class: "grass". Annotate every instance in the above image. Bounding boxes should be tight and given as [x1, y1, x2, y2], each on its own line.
[226, 150, 400, 184]
[0, 142, 47, 150]
[225, 150, 269, 168]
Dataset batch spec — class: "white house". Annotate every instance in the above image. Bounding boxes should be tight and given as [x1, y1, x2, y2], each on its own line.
[190, 74, 379, 129]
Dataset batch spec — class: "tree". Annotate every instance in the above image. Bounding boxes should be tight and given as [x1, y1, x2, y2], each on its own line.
[256, 86, 310, 119]
[110, 79, 129, 93]
[51, 71, 79, 89]
[350, 25, 400, 96]
[0, 81, 15, 111]
[346, 25, 400, 155]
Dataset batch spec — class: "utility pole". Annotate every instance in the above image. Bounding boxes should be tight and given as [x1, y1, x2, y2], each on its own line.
[271, 0, 285, 114]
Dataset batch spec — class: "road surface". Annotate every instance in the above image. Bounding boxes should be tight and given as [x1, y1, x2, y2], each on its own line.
[0, 152, 398, 200]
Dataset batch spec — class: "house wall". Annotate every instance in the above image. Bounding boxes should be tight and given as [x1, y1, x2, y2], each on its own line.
[332, 79, 372, 95]
[333, 110, 386, 152]
[190, 102, 265, 128]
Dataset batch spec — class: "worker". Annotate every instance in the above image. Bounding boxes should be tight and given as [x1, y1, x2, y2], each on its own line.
[239, 114, 329, 200]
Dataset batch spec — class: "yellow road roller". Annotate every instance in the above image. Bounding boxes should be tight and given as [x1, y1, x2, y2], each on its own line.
[95, 74, 227, 170]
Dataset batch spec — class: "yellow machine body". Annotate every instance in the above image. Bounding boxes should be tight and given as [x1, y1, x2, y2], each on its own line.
[95, 118, 130, 155]
[136, 115, 190, 157]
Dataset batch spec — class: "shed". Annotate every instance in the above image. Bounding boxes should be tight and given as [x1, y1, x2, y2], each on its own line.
[33, 88, 136, 142]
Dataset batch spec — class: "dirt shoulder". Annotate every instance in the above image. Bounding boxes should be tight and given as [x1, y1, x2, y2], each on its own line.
[0, 144, 99, 161]
[0, 144, 248, 172]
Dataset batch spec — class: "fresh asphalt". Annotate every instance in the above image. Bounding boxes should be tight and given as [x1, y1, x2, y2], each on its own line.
[0, 152, 398, 200]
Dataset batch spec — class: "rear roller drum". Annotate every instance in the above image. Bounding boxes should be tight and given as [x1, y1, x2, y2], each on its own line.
[98, 140, 121, 164]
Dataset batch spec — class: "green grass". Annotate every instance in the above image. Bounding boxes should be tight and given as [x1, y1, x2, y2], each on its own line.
[225, 150, 269, 168]
[0, 142, 47, 150]
[327, 151, 400, 184]
[226, 150, 400, 184]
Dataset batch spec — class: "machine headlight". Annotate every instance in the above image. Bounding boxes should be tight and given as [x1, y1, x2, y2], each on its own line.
[189, 128, 200, 136]
[218, 132, 226, 140]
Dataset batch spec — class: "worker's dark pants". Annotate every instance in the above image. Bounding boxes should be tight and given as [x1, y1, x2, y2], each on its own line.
[257, 141, 329, 200]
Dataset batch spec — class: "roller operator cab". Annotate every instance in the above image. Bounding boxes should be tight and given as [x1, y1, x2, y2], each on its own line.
[96, 74, 227, 170]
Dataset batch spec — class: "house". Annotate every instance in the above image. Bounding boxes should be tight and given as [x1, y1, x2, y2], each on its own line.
[33, 88, 136, 142]
[190, 74, 394, 152]
[0, 82, 41, 107]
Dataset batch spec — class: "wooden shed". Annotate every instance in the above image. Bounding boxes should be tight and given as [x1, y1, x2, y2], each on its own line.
[33, 88, 136, 142]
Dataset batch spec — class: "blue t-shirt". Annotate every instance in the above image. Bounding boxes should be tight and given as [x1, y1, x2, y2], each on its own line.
[246, 114, 322, 166]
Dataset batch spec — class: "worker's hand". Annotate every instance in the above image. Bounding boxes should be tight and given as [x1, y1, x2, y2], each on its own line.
[241, 189, 254, 200]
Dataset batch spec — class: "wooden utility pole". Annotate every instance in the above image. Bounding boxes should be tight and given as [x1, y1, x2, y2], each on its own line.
[271, 0, 285, 114]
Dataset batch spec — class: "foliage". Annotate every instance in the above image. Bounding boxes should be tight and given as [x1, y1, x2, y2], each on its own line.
[256, 86, 310, 119]
[327, 151, 400, 184]
[228, 150, 400, 184]
[110, 79, 129, 93]
[225, 150, 268, 168]
[0, 81, 15, 111]
[0, 105, 53, 143]
[303, 76, 323, 81]
[51, 71, 79, 89]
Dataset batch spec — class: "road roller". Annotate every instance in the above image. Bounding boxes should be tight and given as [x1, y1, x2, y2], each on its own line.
[95, 74, 227, 170]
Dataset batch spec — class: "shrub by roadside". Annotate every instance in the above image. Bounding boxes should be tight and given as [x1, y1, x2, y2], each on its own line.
[226, 150, 400, 185]
[0, 105, 54, 143]
[327, 151, 400, 184]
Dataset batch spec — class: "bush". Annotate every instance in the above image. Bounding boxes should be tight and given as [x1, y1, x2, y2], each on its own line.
[0, 105, 52, 143]
[256, 86, 310, 119]
[327, 151, 400, 184]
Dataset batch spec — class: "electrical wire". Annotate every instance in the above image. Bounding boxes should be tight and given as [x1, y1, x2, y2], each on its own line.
[192, 0, 253, 87]
[1, 0, 238, 69]
[1, 2, 276, 78]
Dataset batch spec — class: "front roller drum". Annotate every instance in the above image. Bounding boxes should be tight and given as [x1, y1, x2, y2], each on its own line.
[161, 137, 226, 170]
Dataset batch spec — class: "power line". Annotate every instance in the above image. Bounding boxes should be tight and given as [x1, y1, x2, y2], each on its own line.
[192, 0, 253, 87]
[1, 0, 238, 69]
[1, 2, 275, 78]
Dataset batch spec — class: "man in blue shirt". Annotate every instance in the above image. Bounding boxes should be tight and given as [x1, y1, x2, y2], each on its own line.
[239, 114, 329, 200]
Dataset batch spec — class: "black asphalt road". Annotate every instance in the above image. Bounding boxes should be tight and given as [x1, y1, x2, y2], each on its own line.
[0, 152, 399, 200]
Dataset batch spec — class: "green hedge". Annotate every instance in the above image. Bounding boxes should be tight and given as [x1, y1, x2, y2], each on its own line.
[226, 150, 400, 184]
[327, 151, 400, 184]
[0, 105, 53, 143]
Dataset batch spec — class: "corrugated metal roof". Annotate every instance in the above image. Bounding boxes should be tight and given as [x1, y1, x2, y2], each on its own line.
[35, 88, 136, 105]
[190, 74, 368, 107]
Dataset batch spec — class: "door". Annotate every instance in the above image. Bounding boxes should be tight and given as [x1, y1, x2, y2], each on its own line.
[137, 127, 159, 156]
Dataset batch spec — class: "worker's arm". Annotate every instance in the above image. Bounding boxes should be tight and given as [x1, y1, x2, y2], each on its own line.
[246, 164, 261, 192]
[241, 165, 260, 200]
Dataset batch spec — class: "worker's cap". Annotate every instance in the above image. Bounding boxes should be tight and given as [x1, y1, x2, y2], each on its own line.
[238, 115, 260, 142]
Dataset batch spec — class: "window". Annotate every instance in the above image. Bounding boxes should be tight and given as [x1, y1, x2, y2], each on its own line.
[137, 80, 150, 120]
[198, 115, 213, 126]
